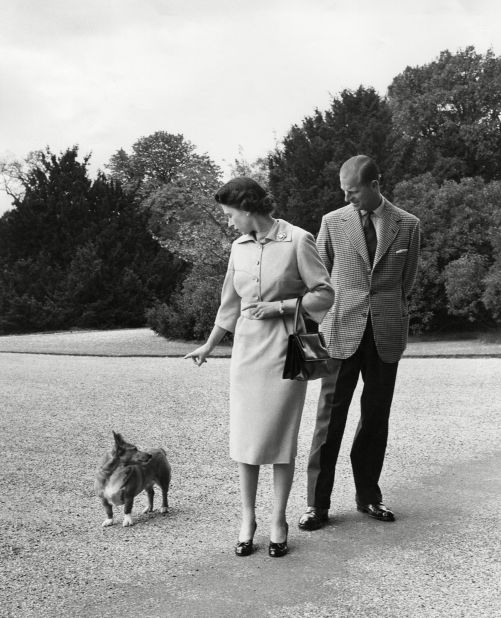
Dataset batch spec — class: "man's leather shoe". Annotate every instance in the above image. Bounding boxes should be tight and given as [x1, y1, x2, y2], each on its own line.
[357, 502, 395, 522]
[298, 506, 328, 530]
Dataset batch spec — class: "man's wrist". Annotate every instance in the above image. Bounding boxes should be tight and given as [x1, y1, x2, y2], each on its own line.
[278, 301, 285, 315]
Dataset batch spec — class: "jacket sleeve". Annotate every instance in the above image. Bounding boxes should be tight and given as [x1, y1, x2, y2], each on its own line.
[402, 218, 421, 299]
[293, 231, 334, 323]
[316, 215, 335, 275]
[214, 246, 241, 333]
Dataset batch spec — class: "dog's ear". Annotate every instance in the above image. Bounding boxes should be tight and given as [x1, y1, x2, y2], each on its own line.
[113, 431, 124, 447]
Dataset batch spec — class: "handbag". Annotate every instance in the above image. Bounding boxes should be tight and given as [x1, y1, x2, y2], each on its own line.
[282, 297, 332, 381]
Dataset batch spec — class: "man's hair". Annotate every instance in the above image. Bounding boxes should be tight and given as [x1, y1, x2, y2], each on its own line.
[341, 155, 381, 186]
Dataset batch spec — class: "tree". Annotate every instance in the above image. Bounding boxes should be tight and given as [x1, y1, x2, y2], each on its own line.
[143, 168, 236, 338]
[0, 147, 94, 266]
[393, 174, 501, 332]
[388, 47, 501, 183]
[268, 86, 393, 233]
[444, 254, 490, 323]
[145, 167, 230, 267]
[230, 147, 270, 189]
[106, 131, 221, 200]
[106, 131, 229, 266]
[0, 147, 184, 333]
[109, 132, 236, 339]
[0, 151, 45, 203]
[482, 201, 501, 320]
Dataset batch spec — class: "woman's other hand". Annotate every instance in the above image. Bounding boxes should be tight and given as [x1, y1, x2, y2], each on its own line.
[242, 301, 282, 320]
[184, 344, 212, 366]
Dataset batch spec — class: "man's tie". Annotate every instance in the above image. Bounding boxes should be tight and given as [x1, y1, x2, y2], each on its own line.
[363, 212, 377, 266]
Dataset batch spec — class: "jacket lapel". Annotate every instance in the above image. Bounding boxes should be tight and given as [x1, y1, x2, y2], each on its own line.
[341, 207, 370, 266]
[373, 200, 401, 267]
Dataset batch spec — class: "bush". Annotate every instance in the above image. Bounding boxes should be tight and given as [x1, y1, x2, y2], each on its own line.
[394, 174, 501, 332]
[145, 302, 185, 339]
[146, 271, 226, 340]
[444, 254, 490, 323]
[482, 261, 501, 320]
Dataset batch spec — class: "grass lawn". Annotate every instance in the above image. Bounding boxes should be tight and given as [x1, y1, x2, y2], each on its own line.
[0, 327, 501, 357]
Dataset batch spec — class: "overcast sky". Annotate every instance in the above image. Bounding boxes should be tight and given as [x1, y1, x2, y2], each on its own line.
[1, 0, 500, 214]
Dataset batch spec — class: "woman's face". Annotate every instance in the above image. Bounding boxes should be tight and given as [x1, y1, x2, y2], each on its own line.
[221, 205, 253, 234]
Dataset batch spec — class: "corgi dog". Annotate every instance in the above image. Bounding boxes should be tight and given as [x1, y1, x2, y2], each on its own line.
[95, 431, 171, 527]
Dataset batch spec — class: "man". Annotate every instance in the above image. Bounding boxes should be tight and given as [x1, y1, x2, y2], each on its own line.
[299, 155, 420, 529]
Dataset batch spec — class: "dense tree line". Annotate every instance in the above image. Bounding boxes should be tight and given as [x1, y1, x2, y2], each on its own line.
[0, 148, 184, 333]
[269, 46, 501, 333]
[1, 46, 500, 336]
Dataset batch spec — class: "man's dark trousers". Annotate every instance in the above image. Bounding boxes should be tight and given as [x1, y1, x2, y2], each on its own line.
[306, 317, 399, 508]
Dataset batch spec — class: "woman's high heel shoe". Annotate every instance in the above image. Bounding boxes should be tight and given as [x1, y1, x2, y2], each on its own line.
[268, 522, 289, 558]
[235, 522, 257, 557]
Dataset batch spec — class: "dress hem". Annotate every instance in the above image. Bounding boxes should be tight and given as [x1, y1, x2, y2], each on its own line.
[230, 455, 297, 465]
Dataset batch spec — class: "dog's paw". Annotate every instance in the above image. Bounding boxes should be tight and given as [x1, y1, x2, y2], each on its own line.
[122, 515, 134, 527]
[102, 518, 114, 527]
[159, 507, 169, 514]
[141, 506, 153, 515]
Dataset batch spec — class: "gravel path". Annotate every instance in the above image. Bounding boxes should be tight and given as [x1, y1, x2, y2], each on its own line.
[1, 344, 500, 617]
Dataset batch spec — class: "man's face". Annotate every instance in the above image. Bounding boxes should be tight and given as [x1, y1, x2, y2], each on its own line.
[340, 170, 380, 212]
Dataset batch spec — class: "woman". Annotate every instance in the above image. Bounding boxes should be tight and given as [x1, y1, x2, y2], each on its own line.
[185, 177, 333, 557]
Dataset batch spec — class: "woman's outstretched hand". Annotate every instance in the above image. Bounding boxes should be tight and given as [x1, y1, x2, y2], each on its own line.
[242, 301, 281, 320]
[184, 344, 211, 366]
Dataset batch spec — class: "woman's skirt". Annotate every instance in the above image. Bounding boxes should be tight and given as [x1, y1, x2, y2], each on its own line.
[229, 314, 307, 464]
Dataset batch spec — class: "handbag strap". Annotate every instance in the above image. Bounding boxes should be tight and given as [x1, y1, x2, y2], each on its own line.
[292, 297, 302, 335]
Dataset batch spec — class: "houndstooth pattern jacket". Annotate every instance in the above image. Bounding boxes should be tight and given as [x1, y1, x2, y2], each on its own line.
[317, 197, 420, 363]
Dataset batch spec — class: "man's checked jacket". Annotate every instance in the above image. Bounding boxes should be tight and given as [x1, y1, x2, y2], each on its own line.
[317, 197, 420, 363]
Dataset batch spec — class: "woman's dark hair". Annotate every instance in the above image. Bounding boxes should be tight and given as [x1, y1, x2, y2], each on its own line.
[214, 177, 274, 214]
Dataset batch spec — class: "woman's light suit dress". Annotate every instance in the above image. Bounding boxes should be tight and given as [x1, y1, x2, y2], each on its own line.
[215, 219, 334, 465]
